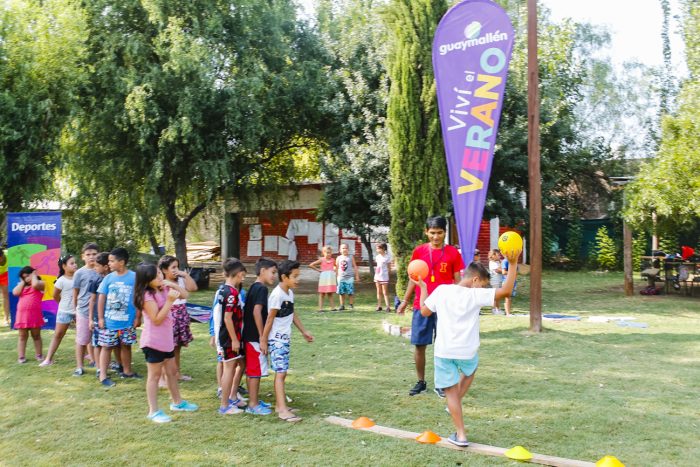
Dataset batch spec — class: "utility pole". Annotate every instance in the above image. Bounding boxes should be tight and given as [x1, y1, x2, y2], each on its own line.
[528, 0, 542, 332]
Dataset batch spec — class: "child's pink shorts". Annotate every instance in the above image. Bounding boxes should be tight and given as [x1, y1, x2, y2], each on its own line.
[75, 313, 91, 346]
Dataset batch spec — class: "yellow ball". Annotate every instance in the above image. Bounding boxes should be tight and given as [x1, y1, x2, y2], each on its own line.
[498, 231, 523, 256]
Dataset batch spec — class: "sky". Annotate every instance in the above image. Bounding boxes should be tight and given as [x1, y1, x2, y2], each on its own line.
[298, 0, 687, 71]
[542, 0, 686, 70]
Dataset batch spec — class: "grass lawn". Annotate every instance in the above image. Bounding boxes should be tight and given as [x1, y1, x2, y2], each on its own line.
[0, 270, 698, 466]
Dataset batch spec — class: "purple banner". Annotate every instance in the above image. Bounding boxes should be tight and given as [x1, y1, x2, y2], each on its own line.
[433, 0, 514, 257]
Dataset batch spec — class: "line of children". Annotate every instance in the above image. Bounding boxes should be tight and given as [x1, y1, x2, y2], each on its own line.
[41, 255, 78, 366]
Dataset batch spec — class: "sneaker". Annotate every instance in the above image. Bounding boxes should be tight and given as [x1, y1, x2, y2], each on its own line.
[245, 404, 273, 415]
[87, 361, 96, 368]
[147, 410, 172, 423]
[216, 387, 222, 398]
[409, 380, 427, 396]
[238, 385, 248, 396]
[100, 378, 116, 388]
[120, 372, 142, 379]
[376, 306, 383, 312]
[109, 361, 121, 371]
[73, 368, 85, 377]
[96, 368, 100, 378]
[35, 354, 44, 362]
[338, 305, 346, 311]
[434, 387, 445, 398]
[349, 304, 354, 309]
[38, 360, 53, 367]
[17, 357, 27, 364]
[228, 398, 247, 409]
[447, 433, 469, 447]
[170, 400, 199, 412]
[218, 404, 243, 415]
[236, 392, 248, 402]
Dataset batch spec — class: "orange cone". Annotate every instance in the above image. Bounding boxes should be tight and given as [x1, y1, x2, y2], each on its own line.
[415, 431, 441, 444]
[351, 416, 376, 429]
[596, 455, 625, 467]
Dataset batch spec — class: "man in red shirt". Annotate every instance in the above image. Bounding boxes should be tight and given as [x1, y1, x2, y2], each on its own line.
[397, 216, 464, 397]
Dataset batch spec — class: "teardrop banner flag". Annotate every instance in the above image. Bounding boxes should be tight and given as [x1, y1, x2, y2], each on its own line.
[7, 212, 62, 329]
[433, 0, 514, 257]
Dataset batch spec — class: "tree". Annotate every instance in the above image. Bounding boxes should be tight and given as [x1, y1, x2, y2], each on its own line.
[67, 0, 333, 265]
[386, 0, 450, 294]
[316, 0, 391, 270]
[625, 2, 700, 233]
[0, 0, 85, 223]
[594, 226, 618, 271]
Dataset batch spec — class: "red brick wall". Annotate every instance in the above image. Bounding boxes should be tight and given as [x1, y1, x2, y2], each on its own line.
[238, 209, 365, 265]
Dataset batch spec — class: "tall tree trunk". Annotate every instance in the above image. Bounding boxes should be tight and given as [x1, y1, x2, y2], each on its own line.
[361, 232, 374, 273]
[165, 204, 189, 268]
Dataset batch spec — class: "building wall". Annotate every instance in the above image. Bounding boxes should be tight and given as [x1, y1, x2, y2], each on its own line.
[237, 208, 366, 265]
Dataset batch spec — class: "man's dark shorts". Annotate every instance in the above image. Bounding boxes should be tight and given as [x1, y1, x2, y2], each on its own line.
[411, 308, 436, 346]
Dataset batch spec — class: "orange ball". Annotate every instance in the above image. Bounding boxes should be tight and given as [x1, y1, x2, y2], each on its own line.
[407, 259, 429, 281]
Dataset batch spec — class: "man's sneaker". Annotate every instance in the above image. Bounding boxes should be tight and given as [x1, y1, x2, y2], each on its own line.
[434, 387, 446, 398]
[409, 380, 427, 396]
[170, 400, 199, 412]
[120, 372, 142, 379]
[100, 378, 116, 388]
[218, 404, 243, 415]
[73, 368, 85, 377]
[147, 410, 172, 423]
[245, 404, 272, 415]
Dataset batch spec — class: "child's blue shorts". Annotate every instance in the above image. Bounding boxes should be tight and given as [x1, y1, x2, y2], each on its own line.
[434, 354, 479, 389]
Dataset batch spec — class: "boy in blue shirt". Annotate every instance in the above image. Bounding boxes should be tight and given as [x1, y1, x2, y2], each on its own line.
[97, 247, 139, 387]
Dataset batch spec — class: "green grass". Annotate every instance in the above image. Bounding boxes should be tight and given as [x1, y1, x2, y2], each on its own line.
[1, 271, 698, 466]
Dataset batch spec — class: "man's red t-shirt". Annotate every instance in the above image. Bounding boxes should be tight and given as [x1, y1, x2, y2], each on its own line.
[410, 243, 464, 310]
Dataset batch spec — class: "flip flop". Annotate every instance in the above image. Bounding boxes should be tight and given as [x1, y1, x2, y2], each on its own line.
[279, 414, 302, 423]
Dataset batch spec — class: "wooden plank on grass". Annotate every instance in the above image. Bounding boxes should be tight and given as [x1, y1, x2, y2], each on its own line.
[325, 416, 595, 467]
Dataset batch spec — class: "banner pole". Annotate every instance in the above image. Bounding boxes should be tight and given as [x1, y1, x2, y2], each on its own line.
[527, 0, 542, 332]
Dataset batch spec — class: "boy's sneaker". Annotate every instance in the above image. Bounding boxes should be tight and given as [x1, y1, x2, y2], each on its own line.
[338, 305, 346, 311]
[434, 387, 446, 398]
[245, 404, 272, 415]
[109, 361, 121, 371]
[100, 378, 116, 388]
[73, 368, 85, 377]
[259, 400, 271, 408]
[409, 380, 427, 396]
[447, 433, 469, 447]
[147, 410, 172, 423]
[170, 400, 199, 412]
[218, 404, 243, 415]
[228, 398, 247, 409]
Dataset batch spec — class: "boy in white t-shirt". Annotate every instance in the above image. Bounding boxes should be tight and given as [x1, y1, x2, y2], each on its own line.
[260, 260, 314, 423]
[415, 250, 519, 447]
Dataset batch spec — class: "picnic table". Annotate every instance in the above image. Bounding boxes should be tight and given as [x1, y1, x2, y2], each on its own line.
[641, 256, 700, 296]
